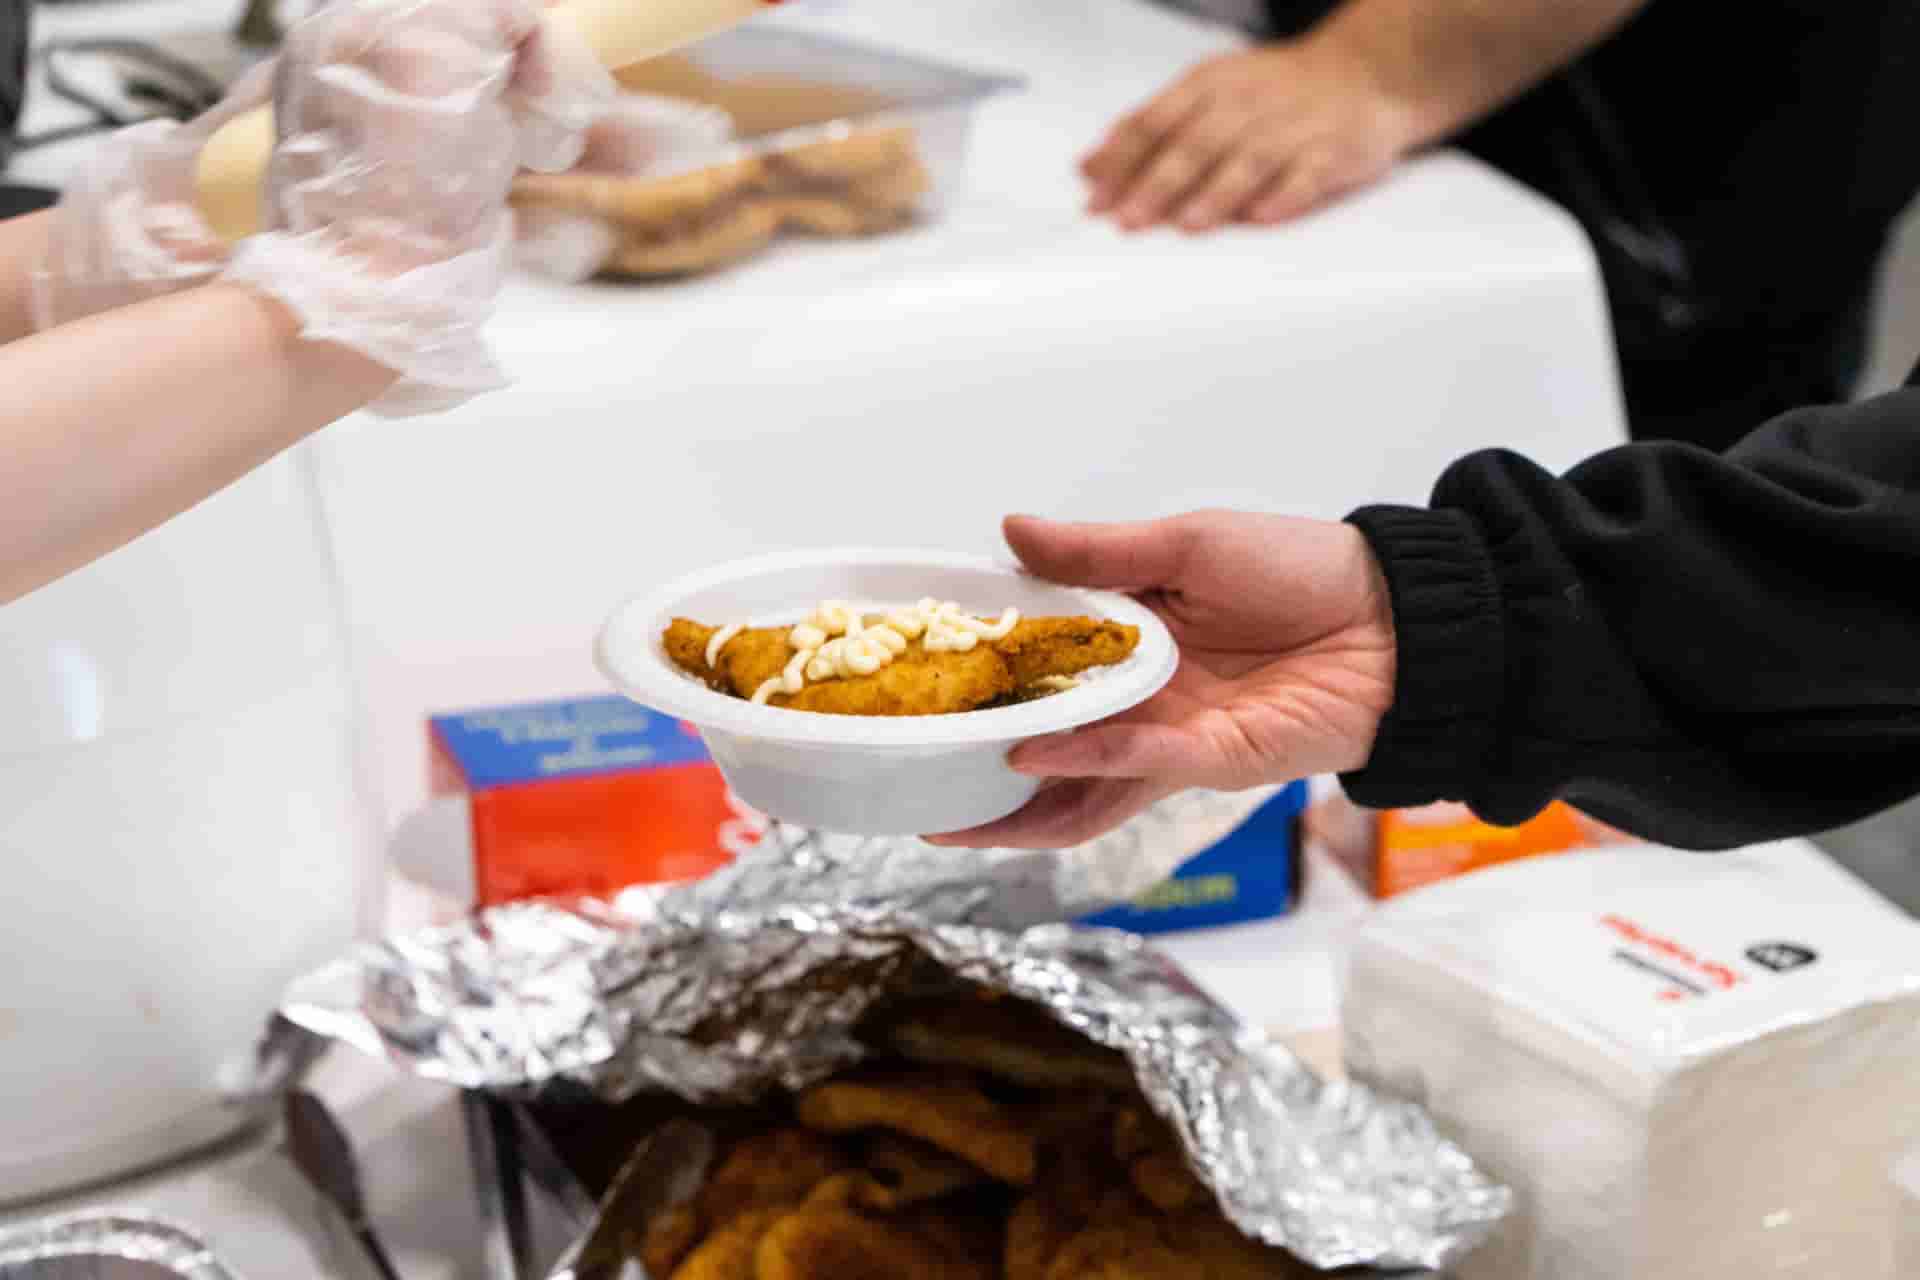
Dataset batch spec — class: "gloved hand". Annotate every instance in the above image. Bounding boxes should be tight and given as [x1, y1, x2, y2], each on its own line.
[228, 0, 615, 414]
[30, 63, 275, 332]
[35, 0, 615, 417]
[515, 90, 733, 284]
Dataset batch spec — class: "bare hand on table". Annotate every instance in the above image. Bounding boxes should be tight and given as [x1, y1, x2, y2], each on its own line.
[928, 513, 1397, 849]
[1080, 41, 1417, 233]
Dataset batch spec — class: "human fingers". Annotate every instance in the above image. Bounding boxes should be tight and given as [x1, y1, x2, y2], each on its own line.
[924, 777, 1175, 850]
[502, 0, 616, 172]
[1246, 152, 1355, 225]
[1171, 132, 1293, 231]
[1002, 514, 1195, 593]
[1006, 717, 1218, 784]
[1108, 103, 1244, 231]
[1080, 85, 1202, 216]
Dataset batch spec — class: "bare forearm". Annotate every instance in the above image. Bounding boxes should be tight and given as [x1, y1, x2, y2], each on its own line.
[1311, 0, 1652, 148]
[0, 212, 52, 344]
[0, 283, 395, 603]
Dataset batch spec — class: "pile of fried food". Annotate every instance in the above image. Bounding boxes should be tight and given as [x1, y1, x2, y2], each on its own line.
[511, 125, 932, 278]
[603, 995, 1313, 1280]
[662, 610, 1140, 716]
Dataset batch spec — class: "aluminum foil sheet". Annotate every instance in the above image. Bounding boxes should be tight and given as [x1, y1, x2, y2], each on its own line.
[284, 813, 1510, 1271]
[0, 1213, 239, 1280]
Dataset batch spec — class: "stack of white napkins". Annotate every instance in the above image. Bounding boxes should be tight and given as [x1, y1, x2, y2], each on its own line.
[1342, 841, 1920, 1279]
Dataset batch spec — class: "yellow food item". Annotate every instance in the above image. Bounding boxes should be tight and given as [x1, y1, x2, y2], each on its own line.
[1128, 1149, 1205, 1213]
[662, 614, 1138, 716]
[643, 1203, 702, 1278]
[855, 1134, 989, 1209]
[879, 996, 1135, 1091]
[754, 1202, 992, 1280]
[697, 1129, 849, 1225]
[591, 996, 1307, 1280]
[670, 1206, 786, 1280]
[794, 1071, 1036, 1185]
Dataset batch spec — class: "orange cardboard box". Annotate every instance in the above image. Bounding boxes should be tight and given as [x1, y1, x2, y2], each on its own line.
[1310, 794, 1638, 898]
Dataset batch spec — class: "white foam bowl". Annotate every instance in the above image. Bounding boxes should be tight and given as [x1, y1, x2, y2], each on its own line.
[596, 549, 1178, 835]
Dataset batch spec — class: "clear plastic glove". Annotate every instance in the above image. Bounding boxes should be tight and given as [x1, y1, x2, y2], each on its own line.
[579, 91, 733, 175]
[223, 0, 614, 414]
[514, 91, 733, 284]
[30, 63, 276, 332]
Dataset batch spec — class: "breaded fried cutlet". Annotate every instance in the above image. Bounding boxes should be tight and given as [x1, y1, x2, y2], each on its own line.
[794, 1069, 1037, 1185]
[870, 995, 1136, 1092]
[661, 614, 1139, 717]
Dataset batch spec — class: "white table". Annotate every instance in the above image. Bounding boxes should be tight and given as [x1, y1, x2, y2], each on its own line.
[16, 0, 1626, 838]
[4, 0, 1621, 1270]
[301, 0, 1625, 840]
[29, 0, 1620, 1047]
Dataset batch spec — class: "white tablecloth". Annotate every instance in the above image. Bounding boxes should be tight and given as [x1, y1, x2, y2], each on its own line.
[292, 0, 1625, 834]
[16, 0, 1626, 832]
[4, 1, 1623, 1269]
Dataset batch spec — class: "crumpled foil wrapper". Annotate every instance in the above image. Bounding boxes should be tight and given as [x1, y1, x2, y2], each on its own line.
[0, 1213, 238, 1279]
[284, 803, 1510, 1272]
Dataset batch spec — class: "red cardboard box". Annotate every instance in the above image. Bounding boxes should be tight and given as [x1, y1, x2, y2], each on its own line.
[429, 694, 758, 906]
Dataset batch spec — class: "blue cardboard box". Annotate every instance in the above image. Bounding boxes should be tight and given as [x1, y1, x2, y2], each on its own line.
[1077, 781, 1306, 934]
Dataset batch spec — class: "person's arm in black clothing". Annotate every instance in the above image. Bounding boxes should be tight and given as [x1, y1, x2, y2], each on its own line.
[1343, 364, 1920, 848]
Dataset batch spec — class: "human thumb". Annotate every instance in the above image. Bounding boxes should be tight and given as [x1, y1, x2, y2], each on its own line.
[1002, 514, 1190, 592]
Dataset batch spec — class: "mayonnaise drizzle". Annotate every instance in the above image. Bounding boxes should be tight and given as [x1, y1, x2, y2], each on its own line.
[751, 642, 817, 705]
[706, 622, 744, 670]
[738, 598, 1021, 705]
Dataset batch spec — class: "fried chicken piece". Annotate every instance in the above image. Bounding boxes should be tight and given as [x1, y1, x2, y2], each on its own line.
[643, 1204, 702, 1279]
[1111, 1102, 1164, 1163]
[855, 1134, 989, 1209]
[995, 617, 1142, 687]
[1015, 1090, 1120, 1150]
[1005, 1193, 1082, 1280]
[664, 617, 1011, 715]
[697, 1129, 849, 1226]
[661, 615, 1139, 717]
[1050, 1126, 1135, 1221]
[1173, 1209, 1318, 1279]
[670, 1206, 786, 1280]
[1042, 1221, 1189, 1280]
[1127, 1148, 1205, 1212]
[1005, 1113, 1140, 1280]
[897, 1195, 1006, 1274]
[754, 1204, 991, 1280]
[794, 1071, 1036, 1185]
[878, 997, 1135, 1091]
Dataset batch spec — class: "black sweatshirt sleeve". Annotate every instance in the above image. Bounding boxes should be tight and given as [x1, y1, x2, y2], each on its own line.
[1340, 371, 1920, 849]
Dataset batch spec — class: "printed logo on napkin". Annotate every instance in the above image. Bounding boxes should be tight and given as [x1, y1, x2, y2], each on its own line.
[1470, 874, 1917, 1059]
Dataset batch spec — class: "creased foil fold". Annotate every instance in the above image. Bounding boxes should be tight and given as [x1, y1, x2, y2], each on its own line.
[284, 809, 1509, 1271]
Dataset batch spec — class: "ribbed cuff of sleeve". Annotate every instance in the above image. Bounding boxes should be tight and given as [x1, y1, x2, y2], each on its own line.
[1337, 505, 1504, 808]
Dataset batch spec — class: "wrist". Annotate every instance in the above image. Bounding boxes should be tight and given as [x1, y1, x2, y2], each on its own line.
[217, 225, 509, 418]
[1296, 17, 1448, 153]
[203, 281, 400, 424]
[1352, 530, 1400, 761]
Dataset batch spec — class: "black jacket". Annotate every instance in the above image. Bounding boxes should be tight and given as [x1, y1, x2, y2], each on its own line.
[1263, 0, 1920, 450]
[1343, 357, 1920, 849]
